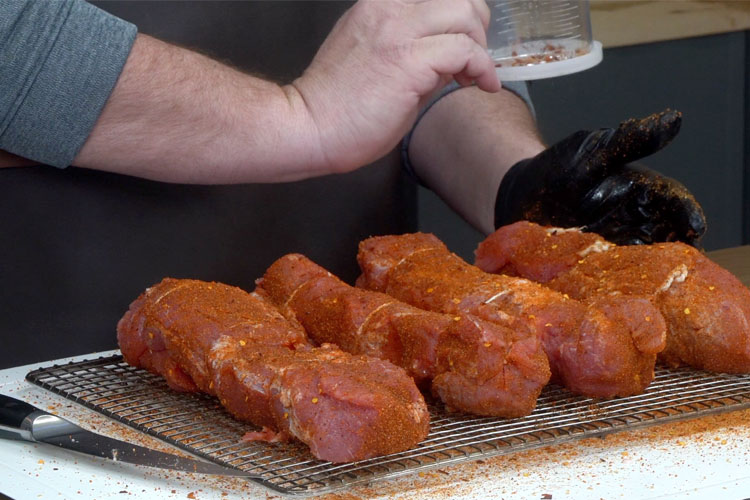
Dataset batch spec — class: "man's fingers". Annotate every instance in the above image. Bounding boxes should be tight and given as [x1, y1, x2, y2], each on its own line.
[473, 0, 492, 29]
[454, 73, 475, 87]
[599, 109, 683, 165]
[413, 34, 500, 92]
[410, 0, 489, 48]
[580, 163, 706, 247]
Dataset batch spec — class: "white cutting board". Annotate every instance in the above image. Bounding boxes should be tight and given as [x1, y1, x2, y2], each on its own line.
[2, 351, 750, 500]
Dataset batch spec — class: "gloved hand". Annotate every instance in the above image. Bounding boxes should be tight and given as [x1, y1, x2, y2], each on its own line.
[494, 109, 707, 247]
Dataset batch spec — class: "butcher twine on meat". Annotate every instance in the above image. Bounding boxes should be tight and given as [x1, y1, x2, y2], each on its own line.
[476, 221, 750, 373]
[357, 233, 667, 398]
[117, 278, 429, 463]
[256, 253, 550, 418]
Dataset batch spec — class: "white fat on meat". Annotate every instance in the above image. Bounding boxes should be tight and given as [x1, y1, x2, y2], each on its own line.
[357, 301, 396, 339]
[484, 289, 510, 304]
[657, 264, 689, 293]
[577, 240, 614, 258]
[544, 226, 583, 235]
[150, 281, 190, 305]
[408, 401, 429, 425]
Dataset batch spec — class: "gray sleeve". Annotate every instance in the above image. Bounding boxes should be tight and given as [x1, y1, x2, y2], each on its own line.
[401, 79, 536, 183]
[0, 0, 137, 168]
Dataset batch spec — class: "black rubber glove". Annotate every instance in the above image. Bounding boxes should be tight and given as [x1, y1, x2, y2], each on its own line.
[494, 109, 707, 247]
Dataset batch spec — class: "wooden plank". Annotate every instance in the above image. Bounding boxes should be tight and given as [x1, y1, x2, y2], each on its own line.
[707, 245, 750, 286]
[591, 0, 750, 48]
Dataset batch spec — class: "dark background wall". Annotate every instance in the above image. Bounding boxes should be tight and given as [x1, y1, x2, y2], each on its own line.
[420, 32, 748, 262]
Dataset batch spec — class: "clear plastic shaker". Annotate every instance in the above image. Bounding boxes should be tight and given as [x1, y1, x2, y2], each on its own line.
[487, 0, 603, 81]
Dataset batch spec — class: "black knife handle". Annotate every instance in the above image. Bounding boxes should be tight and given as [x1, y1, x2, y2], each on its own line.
[0, 394, 39, 429]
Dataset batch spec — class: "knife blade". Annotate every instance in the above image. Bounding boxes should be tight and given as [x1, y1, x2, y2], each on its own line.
[0, 393, 255, 478]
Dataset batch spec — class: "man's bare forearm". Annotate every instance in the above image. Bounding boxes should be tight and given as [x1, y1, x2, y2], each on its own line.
[407, 86, 544, 234]
[5, 0, 502, 182]
[74, 0, 501, 183]
[74, 34, 324, 183]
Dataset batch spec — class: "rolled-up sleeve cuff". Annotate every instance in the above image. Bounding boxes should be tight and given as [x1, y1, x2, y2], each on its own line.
[0, 0, 137, 168]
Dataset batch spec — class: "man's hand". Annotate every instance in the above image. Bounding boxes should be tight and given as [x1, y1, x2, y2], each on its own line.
[494, 110, 707, 247]
[291, 0, 500, 173]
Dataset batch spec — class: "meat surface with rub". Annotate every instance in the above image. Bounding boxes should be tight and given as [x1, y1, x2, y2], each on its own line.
[257, 254, 550, 417]
[357, 233, 667, 398]
[117, 278, 430, 463]
[476, 221, 750, 373]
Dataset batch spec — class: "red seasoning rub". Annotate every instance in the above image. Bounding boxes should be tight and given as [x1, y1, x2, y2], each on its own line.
[497, 44, 590, 68]
[475, 221, 608, 283]
[117, 278, 429, 463]
[257, 254, 550, 418]
[476, 221, 750, 373]
[117, 278, 308, 394]
[357, 234, 667, 398]
[212, 341, 429, 462]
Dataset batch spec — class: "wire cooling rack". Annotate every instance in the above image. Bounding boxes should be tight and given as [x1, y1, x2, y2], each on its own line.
[26, 354, 750, 496]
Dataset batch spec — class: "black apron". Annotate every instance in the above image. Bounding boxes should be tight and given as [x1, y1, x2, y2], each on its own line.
[0, 1, 416, 368]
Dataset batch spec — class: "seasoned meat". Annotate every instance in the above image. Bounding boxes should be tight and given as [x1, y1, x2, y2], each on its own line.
[358, 234, 667, 398]
[475, 221, 750, 373]
[258, 254, 550, 417]
[117, 278, 308, 394]
[475, 221, 608, 283]
[117, 278, 429, 463]
[212, 341, 429, 462]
